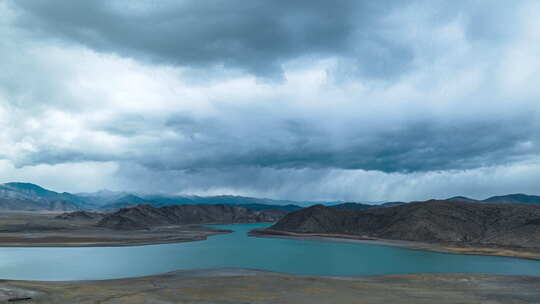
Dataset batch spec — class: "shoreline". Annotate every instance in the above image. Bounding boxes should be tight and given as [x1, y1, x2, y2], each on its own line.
[0, 211, 268, 248]
[0, 227, 232, 248]
[249, 228, 540, 261]
[1, 268, 539, 303]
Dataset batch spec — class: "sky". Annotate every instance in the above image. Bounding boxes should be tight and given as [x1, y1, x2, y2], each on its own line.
[0, 0, 539, 202]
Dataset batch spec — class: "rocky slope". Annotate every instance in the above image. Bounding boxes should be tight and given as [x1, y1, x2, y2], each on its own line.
[97, 204, 287, 230]
[268, 200, 540, 249]
[0, 197, 48, 211]
[0, 183, 89, 211]
[56, 211, 106, 220]
[0, 197, 80, 212]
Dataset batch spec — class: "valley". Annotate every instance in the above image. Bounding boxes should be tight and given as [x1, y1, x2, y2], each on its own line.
[0, 211, 231, 247]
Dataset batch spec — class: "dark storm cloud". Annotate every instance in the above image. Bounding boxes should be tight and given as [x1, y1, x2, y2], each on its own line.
[3, 0, 539, 175]
[2, 0, 540, 200]
[9, 0, 413, 79]
[154, 114, 539, 173]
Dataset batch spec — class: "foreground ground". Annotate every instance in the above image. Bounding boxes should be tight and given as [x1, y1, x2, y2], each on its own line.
[0, 268, 539, 303]
[0, 212, 230, 247]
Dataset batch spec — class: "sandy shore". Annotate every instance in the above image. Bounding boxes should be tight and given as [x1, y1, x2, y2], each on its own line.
[250, 229, 540, 261]
[1, 268, 539, 303]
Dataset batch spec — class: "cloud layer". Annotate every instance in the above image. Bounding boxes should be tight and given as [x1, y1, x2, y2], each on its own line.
[1, 0, 539, 200]
[12, 1, 408, 79]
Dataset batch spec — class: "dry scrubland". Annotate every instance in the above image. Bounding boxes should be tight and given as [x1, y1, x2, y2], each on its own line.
[1, 269, 540, 304]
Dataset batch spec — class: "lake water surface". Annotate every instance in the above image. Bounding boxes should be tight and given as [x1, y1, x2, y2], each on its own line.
[1, 223, 540, 281]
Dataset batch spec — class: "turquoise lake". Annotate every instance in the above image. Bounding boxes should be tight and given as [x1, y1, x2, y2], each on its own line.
[1, 223, 540, 281]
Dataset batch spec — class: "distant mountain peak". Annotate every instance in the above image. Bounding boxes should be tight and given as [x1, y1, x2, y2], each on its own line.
[3, 182, 48, 191]
[1, 182, 60, 197]
[483, 193, 540, 204]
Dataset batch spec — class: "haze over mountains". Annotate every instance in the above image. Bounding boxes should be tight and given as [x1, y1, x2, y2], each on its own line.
[0, 182, 539, 213]
[0, 182, 306, 212]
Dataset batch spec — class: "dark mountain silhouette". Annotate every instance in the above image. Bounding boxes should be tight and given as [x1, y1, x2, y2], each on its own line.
[380, 201, 407, 207]
[56, 211, 105, 220]
[330, 202, 376, 210]
[330, 202, 407, 210]
[234, 203, 302, 211]
[446, 196, 478, 202]
[482, 194, 540, 205]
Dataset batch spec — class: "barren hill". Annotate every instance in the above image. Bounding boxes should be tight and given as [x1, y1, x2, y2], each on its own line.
[98, 204, 287, 230]
[268, 200, 540, 249]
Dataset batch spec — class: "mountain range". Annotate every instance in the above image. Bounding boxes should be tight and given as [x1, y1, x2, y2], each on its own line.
[0, 182, 305, 212]
[446, 194, 540, 205]
[0, 182, 93, 211]
[0, 182, 539, 212]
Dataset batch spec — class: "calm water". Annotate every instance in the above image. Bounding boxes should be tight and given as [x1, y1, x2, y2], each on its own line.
[1, 223, 540, 281]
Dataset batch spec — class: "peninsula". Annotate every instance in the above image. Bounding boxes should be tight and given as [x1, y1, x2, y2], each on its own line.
[251, 199, 540, 260]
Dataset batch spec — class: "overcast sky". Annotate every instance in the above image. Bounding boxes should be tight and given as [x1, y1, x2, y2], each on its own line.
[1, 0, 539, 201]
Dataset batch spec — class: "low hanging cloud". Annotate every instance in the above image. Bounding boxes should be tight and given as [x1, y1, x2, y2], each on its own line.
[0, 0, 539, 200]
